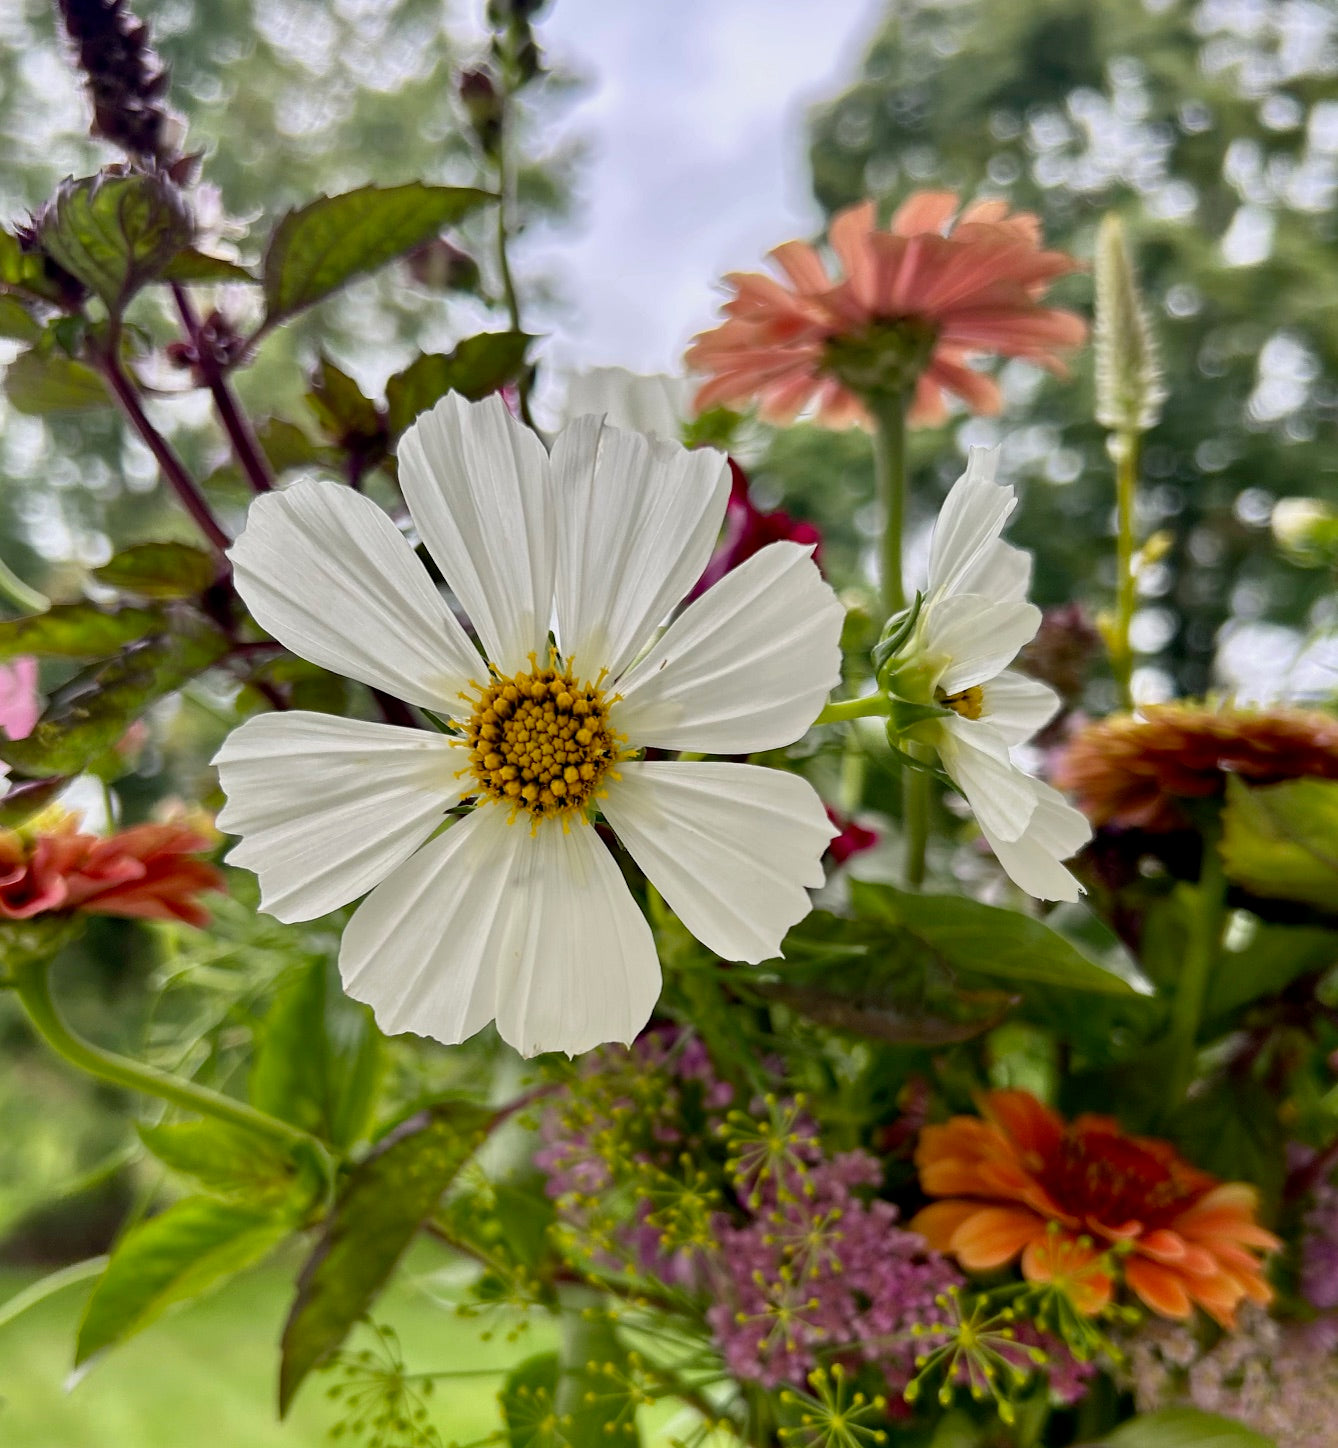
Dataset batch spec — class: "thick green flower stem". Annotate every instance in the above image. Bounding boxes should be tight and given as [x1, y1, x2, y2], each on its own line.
[815, 694, 891, 725]
[11, 956, 331, 1170]
[902, 754, 931, 890]
[1110, 430, 1140, 709]
[1166, 837, 1229, 1108]
[869, 389, 909, 618]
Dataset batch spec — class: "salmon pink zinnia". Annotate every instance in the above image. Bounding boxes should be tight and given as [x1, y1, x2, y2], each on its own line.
[911, 1090, 1279, 1327]
[687, 192, 1086, 429]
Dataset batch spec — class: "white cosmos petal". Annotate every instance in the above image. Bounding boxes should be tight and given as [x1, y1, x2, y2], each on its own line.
[551, 415, 729, 678]
[936, 717, 1038, 843]
[979, 779, 1090, 902]
[340, 806, 660, 1058]
[229, 479, 481, 711]
[213, 712, 465, 922]
[563, 368, 692, 439]
[922, 592, 1042, 695]
[928, 447, 1016, 595]
[612, 541, 843, 753]
[397, 392, 555, 673]
[602, 761, 835, 964]
[982, 671, 1060, 746]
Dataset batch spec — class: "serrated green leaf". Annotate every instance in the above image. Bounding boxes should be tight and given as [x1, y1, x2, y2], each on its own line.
[0, 295, 42, 342]
[160, 249, 256, 284]
[93, 542, 217, 599]
[279, 1102, 490, 1414]
[0, 602, 161, 661]
[0, 621, 228, 778]
[249, 959, 328, 1137]
[38, 173, 193, 311]
[4, 347, 109, 414]
[262, 183, 494, 325]
[76, 1197, 295, 1364]
[1093, 1406, 1273, 1448]
[385, 331, 532, 434]
[849, 880, 1151, 995]
[137, 1119, 316, 1207]
[1220, 775, 1338, 913]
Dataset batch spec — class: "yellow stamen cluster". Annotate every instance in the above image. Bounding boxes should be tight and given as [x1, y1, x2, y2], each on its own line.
[459, 659, 621, 821]
[939, 684, 984, 721]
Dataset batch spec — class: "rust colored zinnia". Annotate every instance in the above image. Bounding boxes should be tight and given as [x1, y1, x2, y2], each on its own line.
[1053, 703, 1338, 833]
[686, 191, 1086, 429]
[911, 1090, 1278, 1326]
[0, 817, 223, 927]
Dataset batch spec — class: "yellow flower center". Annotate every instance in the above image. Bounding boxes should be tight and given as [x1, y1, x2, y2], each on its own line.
[459, 658, 622, 822]
[938, 684, 984, 720]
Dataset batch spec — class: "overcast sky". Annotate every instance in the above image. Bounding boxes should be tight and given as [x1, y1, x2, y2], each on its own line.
[517, 0, 877, 375]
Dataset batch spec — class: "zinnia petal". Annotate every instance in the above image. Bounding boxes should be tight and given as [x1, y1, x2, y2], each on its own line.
[396, 392, 555, 674]
[949, 1205, 1047, 1269]
[612, 541, 843, 753]
[601, 761, 835, 964]
[550, 414, 729, 677]
[229, 479, 481, 711]
[214, 711, 465, 922]
[340, 806, 660, 1057]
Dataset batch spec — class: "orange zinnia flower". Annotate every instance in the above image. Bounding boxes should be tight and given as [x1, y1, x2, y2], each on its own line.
[1053, 703, 1338, 833]
[687, 192, 1086, 429]
[0, 817, 223, 927]
[911, 1090, 1278, 1327]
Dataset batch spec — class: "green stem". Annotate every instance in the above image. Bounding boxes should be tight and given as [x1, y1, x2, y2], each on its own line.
[494, 102, 535, 432]
[0, 554, 49, 615]
[869, 390, 909, 618]
[814, 694, 891, 726]
[1111, 431, 1139, 709]
[1166, 836, 1229, 1107]
[12, 957, 328, 1164]
[903, 752, 930, 890]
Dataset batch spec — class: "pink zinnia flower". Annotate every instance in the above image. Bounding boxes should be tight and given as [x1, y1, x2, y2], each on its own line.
[0, 657, 40, 741]
[687, 192, 1086, 428]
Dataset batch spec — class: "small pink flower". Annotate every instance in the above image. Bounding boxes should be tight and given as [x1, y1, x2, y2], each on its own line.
[0, 657, 41, 741]
[688, 191, 1085, 429]
[824, 806, 878, 867]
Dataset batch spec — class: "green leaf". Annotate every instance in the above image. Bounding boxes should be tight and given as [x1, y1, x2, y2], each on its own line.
[326, 1004, 384, 1151]
[1166, 1074, 1286, 1214]
[38, 173, 193, 311]
[76, 1197, 294, 1364]
[0, 621, 228, 778]
[1094, 1406, 1274, 1448]
[4, 347, 109, 414]
[0, 228, 61, 301]
[1220, 775, 1338, 913]
[137, 1120, 318, 1208]
[553, 1309, 644, 1448]
[0, 295, 42, 343]
[262, 183, 494, 325]
[159, 249, 256, 285]
[499, 1352, 562, 1447]
[0, 602, 161, 661]
[249, 959, 329, 1137]
[849, 881, 1152, 996]
[93, 542, 217, 599]
[1207, 920, 1338, 1020]
[278, 1102, 490, 1414]
[306, 357, 385, 447]
[385, 331, 532, 434]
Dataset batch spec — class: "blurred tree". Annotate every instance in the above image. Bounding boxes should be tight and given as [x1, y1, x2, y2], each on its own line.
[761, 0, 1338, 701]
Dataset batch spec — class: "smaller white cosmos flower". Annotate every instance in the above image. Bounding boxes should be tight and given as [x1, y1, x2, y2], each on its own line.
[887, 447, 1091, 901]
[213, 393, 843, 1058]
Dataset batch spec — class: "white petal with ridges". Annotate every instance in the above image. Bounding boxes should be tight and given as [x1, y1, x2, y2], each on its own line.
[982, 671, 1060, 745]
[340, 805, 660, 1057]
[229, 479, 482, 711]
[922, 592, 1041, 695]
[397, 393, 555, 673]
[937, 717, 1038, 843]
[928, 447, 1019, 598]
[551, 416, 729, 677]
[214, 711, 465, 922]
[611, 542, 843, 753]
[602, 761, 835, 963]
[980, 779, 1090, 901]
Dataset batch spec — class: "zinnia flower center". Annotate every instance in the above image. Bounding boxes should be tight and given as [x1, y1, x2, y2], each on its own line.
[938, 685, 984, 720]
[460, 659, 621, 821]
[821, 317, 939, 398]
[1038, 1125, 1202, 1229]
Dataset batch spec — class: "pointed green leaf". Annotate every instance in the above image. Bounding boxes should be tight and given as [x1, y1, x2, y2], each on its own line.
[137, 1119, 317, 1207]
[160, 249, 256, 285]
[0, 602, 161, 661]
[0, 295, 42, 343]
[326, 1004, 384, 1151]
[1220, 774, 1338, 912]
[76, 1197, 294, 1364]
[279, 1102, 490, 1414]
[306, 358, 385, 448]
[249, 959, 329, 1136]
[385, 331, 532, 434]
[4, 348, 109, 414]
[93, 542, 217, 599]
[262, 183, 494, 325]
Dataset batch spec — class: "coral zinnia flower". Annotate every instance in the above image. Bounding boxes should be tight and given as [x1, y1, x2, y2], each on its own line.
[0, 817, 222, 927]
[686, 192, 1086, 429]
[911, 1090, 1279, 1326]
[214, 394, 843, 1058]
[1053, 703, 1338, 833]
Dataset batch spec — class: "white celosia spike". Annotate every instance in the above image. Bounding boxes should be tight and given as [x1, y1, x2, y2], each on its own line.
[1094, 213, 1167, 437]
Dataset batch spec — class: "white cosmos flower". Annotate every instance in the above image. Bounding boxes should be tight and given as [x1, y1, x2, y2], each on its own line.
[213, 393, 843, 1057]
[891, 447, 1091, 901]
